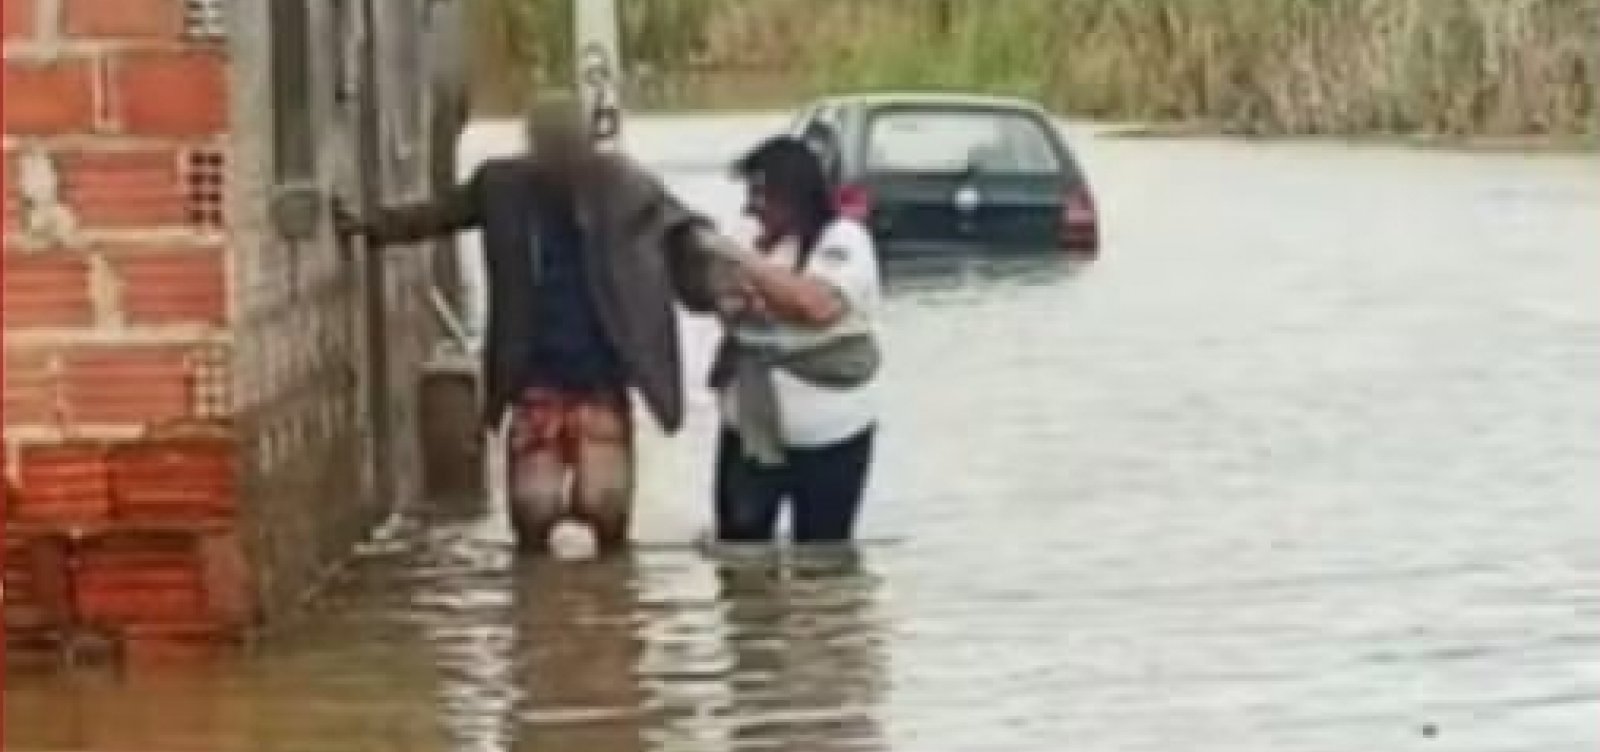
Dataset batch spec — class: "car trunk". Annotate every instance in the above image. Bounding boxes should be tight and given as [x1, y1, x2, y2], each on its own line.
[862, 170, 1068, 250]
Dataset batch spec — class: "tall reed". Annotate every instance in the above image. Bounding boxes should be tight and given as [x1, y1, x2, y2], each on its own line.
[476, 0, 1598, 137]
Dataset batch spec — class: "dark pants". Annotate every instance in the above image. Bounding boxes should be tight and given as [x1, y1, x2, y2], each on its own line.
[714, 427, 876, 543]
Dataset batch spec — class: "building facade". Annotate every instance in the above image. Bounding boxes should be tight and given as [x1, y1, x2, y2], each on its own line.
[4, 0, 461, 657]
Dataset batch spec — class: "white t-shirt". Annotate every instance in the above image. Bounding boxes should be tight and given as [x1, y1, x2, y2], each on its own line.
[721, 219, 882, 448]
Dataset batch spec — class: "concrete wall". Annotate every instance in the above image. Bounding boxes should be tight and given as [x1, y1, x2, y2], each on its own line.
[223, 0, 439, 623]
[4, 0, 445, 656]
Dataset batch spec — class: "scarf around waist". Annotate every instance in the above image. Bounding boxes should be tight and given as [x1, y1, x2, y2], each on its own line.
[709, 332, 880, 465]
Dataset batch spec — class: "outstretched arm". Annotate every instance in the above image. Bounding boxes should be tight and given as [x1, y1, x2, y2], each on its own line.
[689, 231, 850, 328]
[609, 157, 727, 314]
[664, 224, 716, 314]
[729, 252, 846, 327]
[336, 167, 483, 245]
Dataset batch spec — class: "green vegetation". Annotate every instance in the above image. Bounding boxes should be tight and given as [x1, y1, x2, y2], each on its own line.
[473, 0, 1599, 138]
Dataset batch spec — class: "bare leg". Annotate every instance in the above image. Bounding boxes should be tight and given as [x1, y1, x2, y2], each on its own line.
[509, 448, 566, 554]
[570, 402, 635, 554]
[507, 393, 570, 556]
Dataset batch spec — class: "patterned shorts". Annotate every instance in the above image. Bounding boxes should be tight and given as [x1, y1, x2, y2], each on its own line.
[508, 386, 632, 467]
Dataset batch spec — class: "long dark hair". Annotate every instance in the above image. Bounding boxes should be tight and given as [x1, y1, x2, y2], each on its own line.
[732, 135, 838, 264]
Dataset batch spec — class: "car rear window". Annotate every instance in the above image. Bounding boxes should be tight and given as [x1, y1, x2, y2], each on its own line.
[865, 108, 1062, 175]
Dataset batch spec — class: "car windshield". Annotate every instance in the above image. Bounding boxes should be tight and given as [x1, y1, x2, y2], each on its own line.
[865, 108, 1062, 175]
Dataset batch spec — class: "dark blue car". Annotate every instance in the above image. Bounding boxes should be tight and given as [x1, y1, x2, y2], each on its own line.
[788, 93, 1099, 258]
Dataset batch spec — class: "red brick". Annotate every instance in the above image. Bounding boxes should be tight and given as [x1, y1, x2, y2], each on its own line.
[110, 248, 226, 325]
[197, 532, 249, 623]
[57, 149, 186, 229]
[63, 345, 192, 425]
[4, 540, 46, 628]
[109, 437, 236, 521]
[3, 348, 56, 425]
[75, 531, 206, 623]
[111, 50, 227, 136]
[63, 0, 182, 39]
[4, 0, 35, 40]
[3, 537, 74, 632]
[14, 441, 113, 523]
[119, 621, 234, 663]
[2, 59, 98, 135]
[3, 253, 94, 328]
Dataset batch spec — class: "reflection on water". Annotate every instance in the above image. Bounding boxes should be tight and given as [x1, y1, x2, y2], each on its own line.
[354, 529, 886, 752]
[712, 552, 885, 752]
[7, 529, 885, 752]
[880, 254, 1091, 295]
[8, 118, 1600, 751]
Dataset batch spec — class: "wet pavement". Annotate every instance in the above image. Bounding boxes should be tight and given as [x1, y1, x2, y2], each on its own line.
[8, 116, 1600, 751]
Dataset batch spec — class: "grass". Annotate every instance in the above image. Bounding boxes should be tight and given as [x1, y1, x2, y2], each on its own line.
[472, 0, 1599, 139]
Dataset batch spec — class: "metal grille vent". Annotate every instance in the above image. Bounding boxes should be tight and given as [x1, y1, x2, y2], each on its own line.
[184, 150, 225, 229]
[187, 347, 232, 419]
[184, 0, 227, 41]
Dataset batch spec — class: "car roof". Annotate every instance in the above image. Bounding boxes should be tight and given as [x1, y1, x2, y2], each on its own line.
[809, 91, 1053, 116]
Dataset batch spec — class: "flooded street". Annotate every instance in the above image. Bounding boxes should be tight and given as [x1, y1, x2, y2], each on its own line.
[9, 116, 1600, 751]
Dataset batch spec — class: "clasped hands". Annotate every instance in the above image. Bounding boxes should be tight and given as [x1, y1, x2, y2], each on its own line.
[693, 227, 776, 319]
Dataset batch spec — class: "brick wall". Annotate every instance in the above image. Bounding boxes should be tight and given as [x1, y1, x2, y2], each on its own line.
[3, 3, 231, 421]
[5, 0, 440, 659]
[3, 0, 245, 656]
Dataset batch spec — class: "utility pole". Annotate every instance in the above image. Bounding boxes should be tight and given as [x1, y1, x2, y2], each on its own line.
[575, 0, 625, 150]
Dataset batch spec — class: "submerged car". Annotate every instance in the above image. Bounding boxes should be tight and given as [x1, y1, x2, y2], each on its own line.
[788, 92, 1099, 257]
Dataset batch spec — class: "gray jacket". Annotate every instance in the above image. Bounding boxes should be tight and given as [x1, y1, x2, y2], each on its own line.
[367, 154, 716, 430]
[709, 324, 880, 465]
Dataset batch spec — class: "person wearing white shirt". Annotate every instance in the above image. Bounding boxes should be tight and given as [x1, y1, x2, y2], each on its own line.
[708, 136, 884, 543]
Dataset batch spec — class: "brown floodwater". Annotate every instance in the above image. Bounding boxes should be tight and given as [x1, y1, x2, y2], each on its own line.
[7, 116, 1600, 752]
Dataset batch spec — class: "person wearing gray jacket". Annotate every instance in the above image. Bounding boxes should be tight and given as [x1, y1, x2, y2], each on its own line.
[338, 94, 719, 554]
